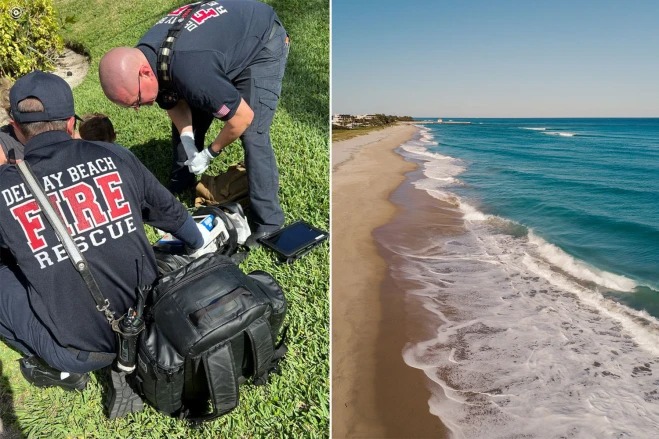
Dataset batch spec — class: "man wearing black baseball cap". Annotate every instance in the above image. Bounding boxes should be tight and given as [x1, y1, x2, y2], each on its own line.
[0, 70, 205, 391]
[9, 70, 82, 129]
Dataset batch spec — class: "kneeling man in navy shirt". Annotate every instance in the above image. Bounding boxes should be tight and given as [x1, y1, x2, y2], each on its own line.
[0, 71, 206, 390]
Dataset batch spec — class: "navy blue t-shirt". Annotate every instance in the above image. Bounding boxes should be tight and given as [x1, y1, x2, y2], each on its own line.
[0, 131, 196, 352]
[137, 0, 277, 120]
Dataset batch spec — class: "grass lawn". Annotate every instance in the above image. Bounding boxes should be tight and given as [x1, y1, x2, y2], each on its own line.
[0, 1, 329, 437]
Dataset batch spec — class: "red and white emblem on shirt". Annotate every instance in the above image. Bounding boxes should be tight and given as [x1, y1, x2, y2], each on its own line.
[214, 105, 230, 118]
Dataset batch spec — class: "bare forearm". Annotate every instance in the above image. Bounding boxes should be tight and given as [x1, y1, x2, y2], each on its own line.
[166, 100, 193, 135]
[209, 98, 254, 154]
[210, 122, 247, 153]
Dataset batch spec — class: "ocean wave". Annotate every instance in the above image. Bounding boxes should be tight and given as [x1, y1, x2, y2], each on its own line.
[517, 250, 659, 355]
[544, 131, 576, 137]
[422, 157, 465, 180]
[420, 133, 435, 143]
[527, 231, 637, 291]
[412, 179, 462, 205]
[399, 143, 446, 160]
[458, 201, 489, 222]
[518, 126, 577, 136]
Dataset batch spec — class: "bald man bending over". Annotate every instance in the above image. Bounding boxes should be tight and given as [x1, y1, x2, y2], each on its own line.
[99, 0, 289, 244]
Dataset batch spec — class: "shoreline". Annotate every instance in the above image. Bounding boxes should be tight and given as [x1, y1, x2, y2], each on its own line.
[332, 124, 448, 438]
[373, 169, 465, 438]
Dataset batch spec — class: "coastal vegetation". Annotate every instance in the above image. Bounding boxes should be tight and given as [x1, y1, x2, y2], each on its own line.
[332, 115, 412, 142]
[332, 113, 413, 141]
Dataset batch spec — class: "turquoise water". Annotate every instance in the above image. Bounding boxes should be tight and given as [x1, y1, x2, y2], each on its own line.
[383, 119, 659, 437]
[425, 118, 659, 311]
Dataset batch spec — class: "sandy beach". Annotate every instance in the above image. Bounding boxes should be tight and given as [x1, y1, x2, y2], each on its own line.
[332, 124, 449, 438]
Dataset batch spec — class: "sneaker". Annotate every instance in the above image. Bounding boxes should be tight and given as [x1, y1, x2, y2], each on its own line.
[104, 368, 144, 419]
[19, 356, 89, 391]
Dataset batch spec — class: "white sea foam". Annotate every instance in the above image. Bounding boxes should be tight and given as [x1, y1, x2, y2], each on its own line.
[420, 136, 436, 143]
[400, 142, 450, 162]
[520, 127, 576, 137]
[403, 141, 468, 204]
[420, 131, 436, 143]
[458, 201, 489, 222]
[544, 131, 576, 137]
[412, 180, 461, 205]
[421, 160, 465, 184]
[386, 128, 659, 438]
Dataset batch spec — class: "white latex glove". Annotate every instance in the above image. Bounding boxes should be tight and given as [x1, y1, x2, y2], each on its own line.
[180, 132, 197, 162]
[184, 148, 214, 175]
[187, 222, 217, 257]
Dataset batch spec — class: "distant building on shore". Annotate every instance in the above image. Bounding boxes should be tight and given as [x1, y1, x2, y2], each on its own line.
[332, 114, 376, 129]
[332, 113, 411, 129]
[416, 118, 470, 125]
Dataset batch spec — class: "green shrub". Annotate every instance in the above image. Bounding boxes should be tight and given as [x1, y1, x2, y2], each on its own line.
[0, 0, 64, 79]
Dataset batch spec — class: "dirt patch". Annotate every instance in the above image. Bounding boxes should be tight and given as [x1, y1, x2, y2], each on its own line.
[0, 47, 90, 125]
[54, 47, 90, 89]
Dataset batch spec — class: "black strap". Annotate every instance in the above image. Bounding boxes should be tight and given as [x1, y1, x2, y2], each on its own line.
[190, 343, 238, 422]
[14, 160, 118, 325]
[245, 318, 275, 379]
[67, 347, 116, 362]
[214, 209, 238, 255]
[7, 147, 17, 165]
[252, 324, 288, 386]
[157, 2, 204, 94]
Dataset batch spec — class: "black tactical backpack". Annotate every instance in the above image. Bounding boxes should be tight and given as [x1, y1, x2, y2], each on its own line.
[134, 253, 287, 422]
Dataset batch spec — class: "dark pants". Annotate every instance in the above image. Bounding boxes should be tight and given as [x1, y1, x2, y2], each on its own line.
[170, 21, 289, 234]
[0, 264, 113, 373]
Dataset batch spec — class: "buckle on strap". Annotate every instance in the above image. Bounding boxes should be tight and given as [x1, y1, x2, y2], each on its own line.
[96, 298, 110, 313]
[96, 299, 116, 324]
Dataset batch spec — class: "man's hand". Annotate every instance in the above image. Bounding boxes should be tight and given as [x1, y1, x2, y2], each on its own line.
[184, 148, 215, 175]
[187, 222, 217, 257]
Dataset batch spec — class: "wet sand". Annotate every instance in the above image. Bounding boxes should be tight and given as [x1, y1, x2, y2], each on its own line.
[332, 124, 449, 438]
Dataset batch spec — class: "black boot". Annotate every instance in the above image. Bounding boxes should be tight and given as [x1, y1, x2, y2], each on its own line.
[104, 368, 144, 419]
[19, 356, 89, 391]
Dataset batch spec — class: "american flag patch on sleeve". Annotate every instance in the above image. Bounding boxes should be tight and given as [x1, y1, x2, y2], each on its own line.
[214, 105, 231, 118]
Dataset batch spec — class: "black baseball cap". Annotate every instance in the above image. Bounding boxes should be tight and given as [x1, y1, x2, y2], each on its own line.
[10, 70, 81, 123]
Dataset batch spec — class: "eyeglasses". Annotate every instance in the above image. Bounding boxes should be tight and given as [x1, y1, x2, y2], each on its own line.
[130, 74, 142, 110]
